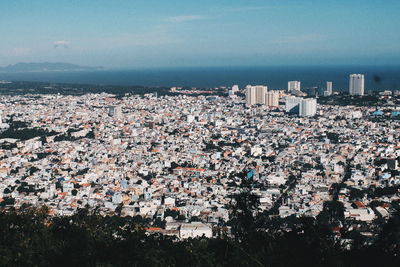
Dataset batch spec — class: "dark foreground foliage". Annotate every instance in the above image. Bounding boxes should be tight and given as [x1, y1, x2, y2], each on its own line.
[1, 205, 400, 267]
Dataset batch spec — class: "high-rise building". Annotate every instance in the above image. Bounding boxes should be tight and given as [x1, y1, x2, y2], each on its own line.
[265, 91, 280, 107]
[245, 86, 256, 106]
[349, 74, 364, 96]
[229, 85, 239, 98]
[108, 106, 122, 119]
[304, 87, 318, 97]
[299, 98, 317, 117]
[285, 96, 302, 113]
[326, 81, 333, 96]
[246, 85, 268, 106]
[254, 85, 268, 104]
[285, 96, 317, 116]
[231, 85, 239, 93]
[288, 81, 301, 92]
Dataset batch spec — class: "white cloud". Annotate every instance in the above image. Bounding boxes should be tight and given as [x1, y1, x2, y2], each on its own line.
[54, 40, 69, 48]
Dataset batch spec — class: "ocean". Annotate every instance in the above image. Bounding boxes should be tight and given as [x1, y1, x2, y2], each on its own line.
[0, 65, 399, 91]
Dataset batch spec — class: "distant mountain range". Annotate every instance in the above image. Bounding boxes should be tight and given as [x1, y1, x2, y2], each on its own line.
[0, 62, 103, 72]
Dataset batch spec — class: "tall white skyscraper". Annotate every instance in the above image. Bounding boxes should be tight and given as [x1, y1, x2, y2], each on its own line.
[246, 85, 268, 106]
[285, 96, 302, 113]
[246, 86, 256, 106]
[288, 81, 301, 92]
[254, 85, 268, 104]
[299, 98, 317, 117]
[265, 91, 280, 107]
[349, 74, 365, 96]
[326, 81, 333, 95]
[285, 96, 317, 116]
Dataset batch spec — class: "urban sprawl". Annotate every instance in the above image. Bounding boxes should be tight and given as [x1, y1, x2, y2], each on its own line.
[1, 74, 400, 240]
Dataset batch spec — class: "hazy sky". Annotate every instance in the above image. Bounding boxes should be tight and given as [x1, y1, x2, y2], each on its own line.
[1, 0, 399, 68]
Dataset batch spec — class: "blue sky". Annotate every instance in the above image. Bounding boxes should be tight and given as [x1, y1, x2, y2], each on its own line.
[1, 0, 399, 68]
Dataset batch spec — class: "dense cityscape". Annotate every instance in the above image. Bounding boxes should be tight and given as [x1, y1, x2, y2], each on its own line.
[1, 71, 400, 266]
[2, 0, 400, 265]
[0, 73, 399, 233]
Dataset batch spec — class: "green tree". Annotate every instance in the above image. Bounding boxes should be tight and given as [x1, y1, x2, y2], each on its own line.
[228, 191, 260, 240]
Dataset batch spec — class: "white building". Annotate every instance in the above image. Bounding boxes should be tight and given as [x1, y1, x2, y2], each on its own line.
[231, 85, 239, 93]
[0, 113, 9, 129]
[179, 222, 212, 239]
[349, 74, 364, 96]
[285, 96, 317, 116]
[288, 81, 301, 92]
[325, 81, 333, 96]
[285, 96, 302, 113]
[229, 85, 240, 98]
[299, 98, 317, 117]
[108, 105, 122, 119]
[246, 85, 268, 106]
[187, 115, 195, 123]
[345, 208, 375, 222]
[265, 91, 280, 107]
